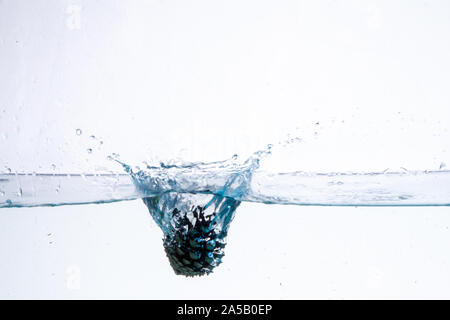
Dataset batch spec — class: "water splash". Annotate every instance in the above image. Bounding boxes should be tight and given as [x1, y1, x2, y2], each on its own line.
[1, 145, 450, 208]
[1, 145, 450, 276]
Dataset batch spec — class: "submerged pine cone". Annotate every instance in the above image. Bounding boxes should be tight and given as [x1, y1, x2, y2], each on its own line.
[143, 193, 239, 277]
[163, 206, 227, 277]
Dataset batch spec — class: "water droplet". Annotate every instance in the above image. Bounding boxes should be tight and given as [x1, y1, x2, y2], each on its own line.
[17, 188, 22, 197]
[51, 164, 56, 170]
[440, 162, 446, 170]
[87, 148, 92, 154]
[0, 190, 5, 196]
[108, 153, 120, 161]
[232, 154, 238, 160]
[76, 129, 82, 135]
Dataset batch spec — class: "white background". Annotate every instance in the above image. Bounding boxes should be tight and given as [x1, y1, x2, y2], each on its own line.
[1, 0, 450, 298]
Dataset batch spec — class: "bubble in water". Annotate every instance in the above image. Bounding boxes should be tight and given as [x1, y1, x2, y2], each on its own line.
[76, 129, 82, 136]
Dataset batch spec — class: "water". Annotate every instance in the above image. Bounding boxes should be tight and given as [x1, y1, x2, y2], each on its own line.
[1, 149, 450, 276]
[2, 156, 449, 209]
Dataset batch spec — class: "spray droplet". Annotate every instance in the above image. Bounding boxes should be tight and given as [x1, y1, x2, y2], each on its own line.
[76, 129, 82, 136]
[89, 135, 96, 140]
[108, 153, 120, 161]
[440, 162, 447, 170]
[17, 188, 23, 197]
[51, 164, 56, 170]
[87, 148, 92, 154]
[0, 190, 5, 196]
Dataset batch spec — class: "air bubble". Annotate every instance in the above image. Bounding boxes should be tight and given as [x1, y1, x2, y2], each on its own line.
[76, 129, 82, 136]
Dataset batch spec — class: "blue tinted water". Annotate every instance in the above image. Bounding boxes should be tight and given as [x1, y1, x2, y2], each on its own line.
[1, 146, 449, 276]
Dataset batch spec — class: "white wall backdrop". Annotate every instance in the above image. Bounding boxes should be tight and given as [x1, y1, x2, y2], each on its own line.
[1, 0, 450, 299]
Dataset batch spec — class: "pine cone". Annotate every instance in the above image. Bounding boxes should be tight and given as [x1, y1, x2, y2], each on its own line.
[163, 206, 227, 276]
[143, 193, 240, 277]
